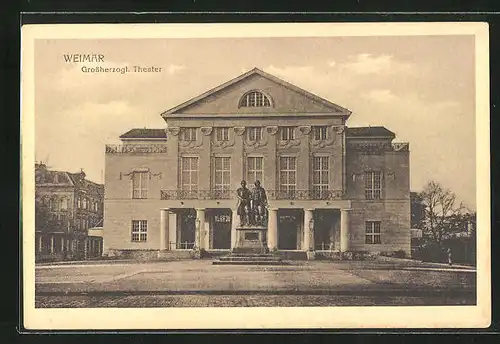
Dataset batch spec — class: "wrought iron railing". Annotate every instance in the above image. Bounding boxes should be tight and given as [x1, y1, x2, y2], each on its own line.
[168, 241, 195, 250]
[160, 189, 344, 200]
[315, 242, 336, 251]
[161, 190, 233, 200]
[267, 189, 344, 200]
[105, 144, 168, 154]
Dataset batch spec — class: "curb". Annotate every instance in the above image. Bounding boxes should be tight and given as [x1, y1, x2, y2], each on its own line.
[375, 256, 475, 269]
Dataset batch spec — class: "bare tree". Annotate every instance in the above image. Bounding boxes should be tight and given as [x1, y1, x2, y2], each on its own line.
[420, 181, 464, 246]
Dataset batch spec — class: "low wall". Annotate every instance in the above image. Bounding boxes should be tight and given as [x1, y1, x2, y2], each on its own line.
[104, 249, 193, 260]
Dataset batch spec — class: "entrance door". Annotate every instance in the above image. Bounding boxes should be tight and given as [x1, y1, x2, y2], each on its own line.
[314, 210, 338, 250]
[278, 210, 301, 250]
[212, 210, 231, 249]
[178, 209, 196, 249]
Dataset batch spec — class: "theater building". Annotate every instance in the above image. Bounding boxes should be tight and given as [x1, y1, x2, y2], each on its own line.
[103, 68, 411, 259]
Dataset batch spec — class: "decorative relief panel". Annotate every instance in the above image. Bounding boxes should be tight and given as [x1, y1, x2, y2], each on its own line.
[392, 142, 409, 152]
[244, 127, 268, 149]
[298, 125, 311, 135]
[245, 138, 268, 149]
[311, 125, 336, 148]
[277, 139, 301, 149]
[179, 128, 204, 149]
[211, 130, 236, 149]
[167, 126, 180, 136]
[200, 127, 213, 136]
[349, 142, 409, 154]
[335, 125, 346, 134]
[233, 126, 246, 136]
[119, 168, 162, 180]
[105, 144, 168, 154]
[266, 126, 279, 135]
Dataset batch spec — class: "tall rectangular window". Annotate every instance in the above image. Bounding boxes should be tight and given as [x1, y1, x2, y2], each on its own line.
[247, 127, 262, 141]
[131, 220, 148, 242]
[214, 157, 231, 198]
[247, 157, 264, 185]
[215, 127, 229, 142]
[364, 171, 382, 200]
[312, 156, 329, 199]
[132, 171, 148, 199]
[181, 127, 197, 141]
[280, 126, 295, 141]
[247, 156, 264, 185]
[314, 126, 328, 140]
[365, 221, 381, 244]
[181, 157, 199, 197]
[280, 157, 296, 197]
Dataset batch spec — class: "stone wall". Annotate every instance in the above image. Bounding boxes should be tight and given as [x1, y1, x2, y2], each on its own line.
[345, 141, 411, 256]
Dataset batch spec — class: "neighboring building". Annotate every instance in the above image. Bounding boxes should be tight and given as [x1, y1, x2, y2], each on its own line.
[35, 163, 104, 261]
[104, 68, 411, 259]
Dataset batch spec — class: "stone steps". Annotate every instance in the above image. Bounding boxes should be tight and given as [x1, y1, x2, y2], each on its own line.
[217, 256, 282, 262]
[212, 252, 287, 265]
[212, 260, 289, 265]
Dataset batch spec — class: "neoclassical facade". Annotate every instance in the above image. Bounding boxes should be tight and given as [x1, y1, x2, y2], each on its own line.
[104, 68, 411, 259]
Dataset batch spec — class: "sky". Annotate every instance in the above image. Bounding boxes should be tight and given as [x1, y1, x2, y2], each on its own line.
[34, 36, 476, 209]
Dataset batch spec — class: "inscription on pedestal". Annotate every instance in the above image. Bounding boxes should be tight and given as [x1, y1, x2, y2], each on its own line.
[245, 232, 259, 241]
[233, 226, 268, 254]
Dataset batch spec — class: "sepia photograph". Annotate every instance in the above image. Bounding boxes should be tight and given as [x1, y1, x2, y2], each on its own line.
[21, 22, 490, 329]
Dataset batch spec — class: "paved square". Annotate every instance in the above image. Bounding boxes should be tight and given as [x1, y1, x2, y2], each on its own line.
[35, 259, 476, 307]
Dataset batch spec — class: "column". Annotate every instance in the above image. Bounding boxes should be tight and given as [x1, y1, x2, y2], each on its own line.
[195, 208, 206, 250]
[160, 209, 169, 250]
[303, 209, 314, 251]
[60, 237, 65, 253]
[84, 239, 88, 259]
[340, 208, 351, 252]
[38, 235, 42, 253]
[168, 212, 177, 250]
[267, 208, 278, 251]
[231, 208, 239, 249]
[50, 236, 55, 254]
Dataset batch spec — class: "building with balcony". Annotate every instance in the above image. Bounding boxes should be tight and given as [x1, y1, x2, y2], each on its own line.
[103, 68, 411, 259]
[35, 163, 104, 261]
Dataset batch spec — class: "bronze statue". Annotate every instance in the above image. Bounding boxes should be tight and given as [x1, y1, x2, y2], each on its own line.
[250, 180, 268, 227]
[236, 180, 252, 226]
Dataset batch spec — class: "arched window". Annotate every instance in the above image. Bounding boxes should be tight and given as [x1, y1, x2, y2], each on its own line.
[60, 198, 68, 210]
[50, 197, 59, 211]
[239, 91, 271, 108]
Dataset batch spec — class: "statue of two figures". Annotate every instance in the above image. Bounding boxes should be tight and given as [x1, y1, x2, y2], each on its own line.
[236, 180, 268, 227]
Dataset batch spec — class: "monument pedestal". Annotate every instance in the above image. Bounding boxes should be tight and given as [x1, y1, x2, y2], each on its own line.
[232, 226, 268, 254]
[213, 226, 285, 265]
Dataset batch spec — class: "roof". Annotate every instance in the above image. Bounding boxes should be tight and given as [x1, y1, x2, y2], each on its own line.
[346, 126, 395, 138]
[119, 128, 167, 139]
[161, 67, 352, 117]
[35, 169, 74, 186]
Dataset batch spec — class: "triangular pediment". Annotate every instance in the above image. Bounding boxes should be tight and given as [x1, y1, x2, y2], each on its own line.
[161, 68, 351, 117]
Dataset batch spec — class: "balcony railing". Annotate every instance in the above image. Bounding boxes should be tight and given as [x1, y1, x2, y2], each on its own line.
[105, 144, 168, 154]
[160, 189, 344, 200]
[161, 190, 233, 200]
[267, 189, 344, 200]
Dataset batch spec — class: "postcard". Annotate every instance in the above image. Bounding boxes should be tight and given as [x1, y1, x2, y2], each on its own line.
[21, 22, 490, 330]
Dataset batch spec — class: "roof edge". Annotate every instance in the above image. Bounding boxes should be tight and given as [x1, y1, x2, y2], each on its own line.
[161, 67, 352, 117]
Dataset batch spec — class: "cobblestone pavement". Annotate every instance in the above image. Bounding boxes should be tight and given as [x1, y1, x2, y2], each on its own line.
[35, 259, 476, 307]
